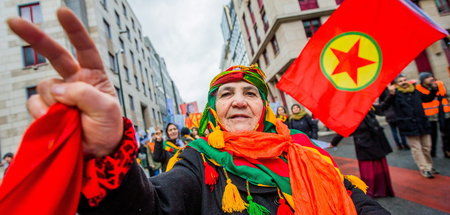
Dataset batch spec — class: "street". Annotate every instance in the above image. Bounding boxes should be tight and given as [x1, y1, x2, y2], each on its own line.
[320, 126, 450, 215]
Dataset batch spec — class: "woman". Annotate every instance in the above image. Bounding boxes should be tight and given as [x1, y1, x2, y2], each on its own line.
[330, 106, 394, 198]
[288, 104, 319, 139]
[276, 106, 289, 123]
[180, 127, 195, 144]
[76, 65, 388, 214]
[153, 123, 185, 172]
[190, 127, 200, 139]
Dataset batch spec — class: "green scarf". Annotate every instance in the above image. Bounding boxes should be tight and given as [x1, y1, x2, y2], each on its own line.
[289, 111, 307, 120]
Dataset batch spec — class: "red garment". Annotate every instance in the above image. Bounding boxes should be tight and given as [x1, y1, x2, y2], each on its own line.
[0, 103, 83, 214]
[277, 0, 448, 136]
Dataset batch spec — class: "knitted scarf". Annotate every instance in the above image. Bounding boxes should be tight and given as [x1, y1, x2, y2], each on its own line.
[289, 111, 307, 121]
[277, 114, 288, 122]
[163, 140, 181, 153]
[396, 83, 415, 93]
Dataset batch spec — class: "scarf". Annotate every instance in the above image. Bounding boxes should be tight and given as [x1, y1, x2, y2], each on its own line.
[277, 114, 288, 122]
[289, 111, 307, 121]
[396, 83, 415, 93]
[163, 140, 181, 153]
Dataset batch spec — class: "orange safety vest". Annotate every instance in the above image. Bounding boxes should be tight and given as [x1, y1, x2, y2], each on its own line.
[416, 81, 450, 116]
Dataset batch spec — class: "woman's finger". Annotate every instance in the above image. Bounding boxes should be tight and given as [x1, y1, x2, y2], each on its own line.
[36, 78, 65, 107]
[56, 8, 104, 70]
[26, 94, 50, 119]
[6, 18, 79, 78]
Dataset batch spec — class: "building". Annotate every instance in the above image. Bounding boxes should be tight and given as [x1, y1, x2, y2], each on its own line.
[232, 0, 450, 109]
[0, 0, 182, 155]
[220, 1, 250, 71]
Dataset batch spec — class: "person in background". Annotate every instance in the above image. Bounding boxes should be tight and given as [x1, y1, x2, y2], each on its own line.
[153, 123, 185, 172]
[190, 127, 200, 139]
[148, 131, 162, 176]
[1, 153, 14, 176]
[380, 88, 410, 151]
[288, 104, 318, 139]
[331, 106, 394, 198]
[180, 127, 195, 144]
[383, 74, 438, 178]
[276, 106, 289, 124]
[416, 72, 450, 158]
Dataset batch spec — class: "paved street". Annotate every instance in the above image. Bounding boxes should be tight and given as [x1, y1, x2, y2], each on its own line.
[319, 126, 450, 215]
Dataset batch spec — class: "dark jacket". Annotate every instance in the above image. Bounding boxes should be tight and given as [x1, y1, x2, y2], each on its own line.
[331, 108, 393, 161]
[381, 88, 437, 136]
[288, 115, 318, 139]
[78, 147, 390, 215]
[153, 139, 176, 172]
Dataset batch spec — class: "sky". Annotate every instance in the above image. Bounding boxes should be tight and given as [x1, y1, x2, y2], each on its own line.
[128, 0, 229, 110]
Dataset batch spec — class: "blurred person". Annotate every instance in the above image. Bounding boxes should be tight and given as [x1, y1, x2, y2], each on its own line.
[180, 127, 194, 144]
[330, 106, 394, 198]
[416, 72, 450, 158]
[276, 106, 289, 123]
[190, 127, 200, 139]
[383, 74, 438, 178]
[1, 153, 14, 176]
[288, 104, 319, 139]
[153, 123, 185, 172]
[380, 89, 409, 150]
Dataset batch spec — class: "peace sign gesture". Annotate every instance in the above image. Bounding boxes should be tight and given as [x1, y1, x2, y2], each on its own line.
[7, 8, 123, 157]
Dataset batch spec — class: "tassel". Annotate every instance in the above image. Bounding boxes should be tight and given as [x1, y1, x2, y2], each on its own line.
[201, 154, 218, 191]
[277, 199, 294, 215]
[222, 170, 247, 213]
[345, 175, 368, 194]
[208, 129, 224, 148]
[247, 195, 270, 215]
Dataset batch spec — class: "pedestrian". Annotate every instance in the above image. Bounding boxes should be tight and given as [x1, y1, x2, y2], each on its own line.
[383, 74, 438, 178]
[9, 9, 389, 214]
[416, 72, 450, 158]
[288, 104, 319, 139]
[380, 89, 409, 150]
[153, 123, 185, 172]
[1, 153, 14, 176]
[148, 130, 162, 176]
[180, 127, 195, 144]
[276, 105, 289, 123]
[190, 127, 200, 139]
[330, 106, 394, 198]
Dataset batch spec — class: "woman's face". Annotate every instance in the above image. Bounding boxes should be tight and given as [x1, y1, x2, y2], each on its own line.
[215, 81, 264, 132]
[292, 105, 300, 114]
[277, 107, 285, 115]
[192, 128, 198, 135]
[167, 124, 179, 139]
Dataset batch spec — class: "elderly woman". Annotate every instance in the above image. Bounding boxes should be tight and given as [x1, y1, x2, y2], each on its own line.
[9, 9, 389, 215]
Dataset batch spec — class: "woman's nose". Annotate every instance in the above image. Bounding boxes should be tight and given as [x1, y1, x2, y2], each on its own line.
[231, 95, 247, 108]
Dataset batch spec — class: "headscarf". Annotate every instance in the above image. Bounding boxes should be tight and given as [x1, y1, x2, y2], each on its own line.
[188, 65, 359, 214]
[199, 65, 277, 136]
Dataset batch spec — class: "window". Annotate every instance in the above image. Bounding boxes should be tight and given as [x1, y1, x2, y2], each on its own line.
[26, 86, 37, 98]
[248, 1, 255, 24]
[242, 14, 251, 41]
[435, 0, 450, 14]
[100, 0, 107, 10]
[152, 108, 156, 122]
[149, 87, 153, 101]
[122, 3, 127, 17]
[103, 19, 111, 38]
[126, 27, 130, 40]
[134, 75, 139, 90]
[143, 82, 147, 96]
[298, 0, 319, 10]
[115, 86, 124, 106]
[271, 36, 280, 55]
[124, 66, 130, 82]
[257, 0, 264, 8]
[131, 18, 135, 30]
[138, 60, 143, 74]
[19, 3, 43, 23]
[115, 11, 121, 27]
[129, 95, 135, 110]
[130, 50, 134, 64]
[336, 0, 345, 5]
[138, 29, 142, 40]
[303, 18, 321, 38]
[135, 39, 139, 51]
[119, 38, 124, 50]
[254, 24, 260, 45]
[23, 46, 45, 66]
[263, 49, 269, 66]
[261, 9, 269, 32]
[109, 52, 116, 71]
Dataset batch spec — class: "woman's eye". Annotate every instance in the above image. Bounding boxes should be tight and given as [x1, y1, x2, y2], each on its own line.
[220, 92, 231, 97]
[246, 92, 257, 97]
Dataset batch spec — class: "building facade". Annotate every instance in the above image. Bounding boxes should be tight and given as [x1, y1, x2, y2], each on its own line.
[232, 0, 450, 109]
[220, 1, 250, 71]
[0, 0, 182, 155]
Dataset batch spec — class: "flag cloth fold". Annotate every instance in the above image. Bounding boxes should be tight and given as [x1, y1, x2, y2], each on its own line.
[0, 103, 83, 214]
[277, 0, 448, 136]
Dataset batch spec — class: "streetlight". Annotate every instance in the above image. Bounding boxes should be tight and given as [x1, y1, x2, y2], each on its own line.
[115, 30, 129, 117]
[114, 48, 126, 118]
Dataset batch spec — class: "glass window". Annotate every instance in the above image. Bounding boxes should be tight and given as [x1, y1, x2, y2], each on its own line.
[263, 49, 269, 66]
[129, 95, 135, 110]
[115, 10, 121, 27]
[298, 0, 319, 10]
[23, 46, 45, 66]
[271, 36, 280, 55]
[130, 50, 134, 64]
[103, 19, 111, 38]
[122, 3, 127, 17]
[108, 53, 115, 71]
[126, 27, 130, 40]
[26, 86, 37, 98]
[119, 38, 124, 50]
[124, 66, 130, 82]
[134, 75, 139, 90]
[19, 3, 43, 23]
[435, 0, 450, 14]
[303, 18, 321, 38]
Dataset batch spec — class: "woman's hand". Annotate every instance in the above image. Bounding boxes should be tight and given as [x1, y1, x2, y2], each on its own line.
[7, 8, 123, 157]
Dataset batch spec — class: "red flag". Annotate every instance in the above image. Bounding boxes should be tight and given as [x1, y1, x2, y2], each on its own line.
[277, 0, 448, 136]
[0, 104, 82, 214]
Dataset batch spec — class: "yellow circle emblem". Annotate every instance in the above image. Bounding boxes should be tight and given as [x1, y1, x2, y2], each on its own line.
[320, 32, 382, 91]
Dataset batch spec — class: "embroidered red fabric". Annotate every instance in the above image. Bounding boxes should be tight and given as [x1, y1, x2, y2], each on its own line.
[82, 117, 138, 206]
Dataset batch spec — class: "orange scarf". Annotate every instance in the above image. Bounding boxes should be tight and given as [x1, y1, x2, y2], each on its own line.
[219, 121, 356, 215]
